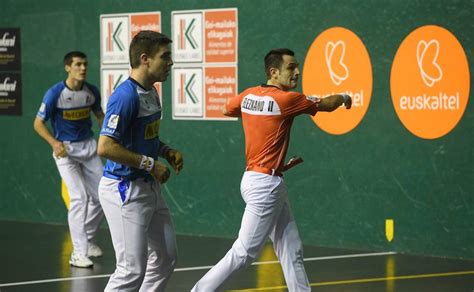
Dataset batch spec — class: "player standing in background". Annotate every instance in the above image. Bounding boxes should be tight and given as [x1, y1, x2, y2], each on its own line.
[192, 48, 352, 291]
[97, 31, 183, 291]
[33, 51, 105, 268]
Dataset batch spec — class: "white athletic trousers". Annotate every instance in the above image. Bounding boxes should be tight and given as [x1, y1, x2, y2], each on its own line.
[99, 176, 177, 292]
[54, 138, 104, 256]
[192, 171, 310, 292]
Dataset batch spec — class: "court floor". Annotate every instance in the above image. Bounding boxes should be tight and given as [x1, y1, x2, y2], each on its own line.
[0, 220, 473, 291]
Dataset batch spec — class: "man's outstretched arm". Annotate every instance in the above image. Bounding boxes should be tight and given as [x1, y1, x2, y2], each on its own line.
[317, 94, 352, 112]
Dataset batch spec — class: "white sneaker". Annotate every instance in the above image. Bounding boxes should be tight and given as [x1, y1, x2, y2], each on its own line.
[87, 242, 103, 257]
[69, 253, 94, 268]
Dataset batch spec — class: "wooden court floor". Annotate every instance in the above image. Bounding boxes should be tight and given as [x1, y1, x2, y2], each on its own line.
[0, 220, 473, 291]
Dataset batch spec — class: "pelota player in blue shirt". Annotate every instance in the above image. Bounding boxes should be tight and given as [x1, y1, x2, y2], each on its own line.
[33, 51, 105, 268]
[97, 31, 183, 291]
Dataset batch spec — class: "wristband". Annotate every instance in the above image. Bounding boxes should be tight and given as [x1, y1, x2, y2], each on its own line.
[139, 155, 155, 172]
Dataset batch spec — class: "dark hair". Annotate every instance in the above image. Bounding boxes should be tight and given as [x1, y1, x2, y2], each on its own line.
[264, 48, 295, 78]
[64, 51, 87, 66]
[129, 31, 172, 68]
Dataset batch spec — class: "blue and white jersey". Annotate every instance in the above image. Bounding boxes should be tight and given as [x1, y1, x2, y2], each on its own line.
[37, 81, 102, 142]
[101, 78, 166, 180]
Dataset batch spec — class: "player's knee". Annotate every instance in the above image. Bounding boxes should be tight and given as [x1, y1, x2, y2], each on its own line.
[282, 240, 304, 265]
[291, 243, 304, 262]
[284, 224, 304, 251]
[68, 195, 88, 207]
[114, 265, 147, 288]
[232, 239, 257, 268]
[68, 199, 88, 213]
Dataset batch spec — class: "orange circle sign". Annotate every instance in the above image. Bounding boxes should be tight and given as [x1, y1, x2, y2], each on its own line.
[302, 27, 373, 135]
[391, 25, 470, 139]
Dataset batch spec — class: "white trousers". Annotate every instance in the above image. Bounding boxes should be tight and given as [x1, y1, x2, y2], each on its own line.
[192, 171, 310, 292]
[54, 138, 104, 256]
[99, 177, 177, 292]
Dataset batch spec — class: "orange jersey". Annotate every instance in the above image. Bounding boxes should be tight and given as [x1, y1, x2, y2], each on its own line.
[226, 85, 318, 173]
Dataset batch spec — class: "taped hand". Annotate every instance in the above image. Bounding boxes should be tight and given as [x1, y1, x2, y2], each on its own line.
[341, 94, 352, 109]
[166, 149, 184, 175]
[53, 141, 67, 158]
[151, 160, 171, 184]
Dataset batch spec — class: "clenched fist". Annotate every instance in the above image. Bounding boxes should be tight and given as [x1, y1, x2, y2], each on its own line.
[151, 160, 171, 184]
[166, 149, 184, 175]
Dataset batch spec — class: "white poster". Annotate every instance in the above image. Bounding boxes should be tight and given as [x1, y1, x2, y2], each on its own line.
[172, 12, 203, 63]
[172, 67, 203, 118]
[100, 16, 130, 65]
[100, 68, 130, 111]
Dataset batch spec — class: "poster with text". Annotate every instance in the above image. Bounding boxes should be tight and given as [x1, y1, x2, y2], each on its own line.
[100, 12, 161, 65]
[100, 12, 162, 112]
[0, 72, 21, 115]
[171, 8, 238, 120]
[0, 28, 21, 71]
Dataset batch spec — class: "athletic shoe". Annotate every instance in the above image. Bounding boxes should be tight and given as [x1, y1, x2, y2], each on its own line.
[69, 253, 94, 268]
[87, 242, 103, 257]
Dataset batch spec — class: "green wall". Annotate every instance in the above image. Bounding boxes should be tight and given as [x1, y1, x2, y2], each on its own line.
[0, 0, 472, 260]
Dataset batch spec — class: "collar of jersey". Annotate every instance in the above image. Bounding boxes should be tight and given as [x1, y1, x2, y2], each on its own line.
[63, 80, 85, 91]
[129, 77, 152, 91]
[260, 84, 281, 90]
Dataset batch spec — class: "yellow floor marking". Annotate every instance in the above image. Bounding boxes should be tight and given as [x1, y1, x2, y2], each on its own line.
[228, 270, 474, 291]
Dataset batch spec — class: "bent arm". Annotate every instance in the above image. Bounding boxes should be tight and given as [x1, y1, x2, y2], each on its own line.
[317, 94, 352, 112]
[97, 135, 142, 168]
[223, 95, 242, 117]
[33, 116, 57, 147]
[223, 107, 241, 117]
[97, 135, 172, 183]
[33, 116, 66, 157]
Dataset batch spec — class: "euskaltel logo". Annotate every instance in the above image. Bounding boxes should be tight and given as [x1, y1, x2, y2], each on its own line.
[303, 27, 372, 135]
[417, 39, 443, 88]
[325, 40, 349, 86]
[391, 25, 470, 139]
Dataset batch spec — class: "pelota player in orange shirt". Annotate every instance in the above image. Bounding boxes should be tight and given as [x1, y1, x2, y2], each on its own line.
[191, 48, 352, 291]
